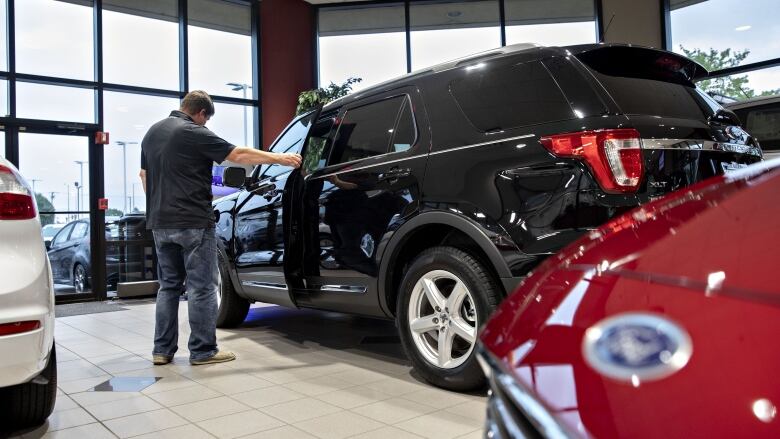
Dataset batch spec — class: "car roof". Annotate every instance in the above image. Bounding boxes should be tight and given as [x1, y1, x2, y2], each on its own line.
[323, 43, 706, 110]
[725, 94, 780, 110]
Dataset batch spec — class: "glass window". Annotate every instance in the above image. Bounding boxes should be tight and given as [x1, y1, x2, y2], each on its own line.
[103, 0, 179, 90]
[52, 223, 74, 247]
[302, 113, 338, 175]
[258, 112, 314, 180]
[70, 221, 89, 240]
[0, 79, 8, 117]
[741, 104, 780, 153]
[505, 0, 596, 46]
[0, 129, 5, 159]
[103, 91, 180, 215]
[318, 4, 407, 91]
[209, 102, 256, 148]
[18, 133, 91, 214]
[188, 0, 252, 97]
[15, 0, 94, 80]
[410, 0, 501, 71]
[450, 61, 572, 132]
[671, 0, 780, 68]
[330, 96, 406, 165]
[697, 65, 780, 102]
[391, 98, 416, 153]
[0, 0, 7, 72]
[16, 82, 95, 123]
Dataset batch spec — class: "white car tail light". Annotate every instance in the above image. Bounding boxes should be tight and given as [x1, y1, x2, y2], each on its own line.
[0, 164, 37, 220]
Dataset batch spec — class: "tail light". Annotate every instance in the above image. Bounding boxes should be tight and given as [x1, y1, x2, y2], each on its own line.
[0, 320, 41, 336]
[0, 164, 37, 220]
[540, 129, 644, 193]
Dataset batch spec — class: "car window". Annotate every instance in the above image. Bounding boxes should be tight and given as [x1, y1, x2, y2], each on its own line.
[745, 106, 780, 152]
[302, 113, 338, 175]
[257, 112, 315, 180]
[52, 224, 74, 247]
[328, 96, 407, 166]
[450, 60, 573, 132]
[70, 222, 89, 240]
[391, 98, 416, 153]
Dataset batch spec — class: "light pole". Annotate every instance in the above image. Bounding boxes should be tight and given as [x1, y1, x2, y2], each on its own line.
[227, 82, 252, 146]
[30, 179, 41, 195]
[74, 160, 87, 212]
[116, 141, 138, 214]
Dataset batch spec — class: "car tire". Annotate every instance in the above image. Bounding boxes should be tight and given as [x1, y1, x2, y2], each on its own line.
[216, 253, 250, 328]
[73, 263, 89, 293]
[0, 344, 57, 429]
[397, 246, 500, 391]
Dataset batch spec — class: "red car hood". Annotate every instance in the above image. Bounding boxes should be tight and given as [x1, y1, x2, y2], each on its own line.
[481, 159, 780, 438]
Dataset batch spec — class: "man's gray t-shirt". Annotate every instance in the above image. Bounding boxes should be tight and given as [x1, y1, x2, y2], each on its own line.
[141, 110, 235, 229]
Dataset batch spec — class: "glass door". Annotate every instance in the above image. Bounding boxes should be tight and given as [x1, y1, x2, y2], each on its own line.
[17, 131, 103, 302]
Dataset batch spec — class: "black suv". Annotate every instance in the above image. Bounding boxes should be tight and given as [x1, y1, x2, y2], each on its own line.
[213, 43, 761, 390]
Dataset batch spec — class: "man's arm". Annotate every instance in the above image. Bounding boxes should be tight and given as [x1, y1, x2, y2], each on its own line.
[139, 169, 147, 193]
[225, 147, 302, 168]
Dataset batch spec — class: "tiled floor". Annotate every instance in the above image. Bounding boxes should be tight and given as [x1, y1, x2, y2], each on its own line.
[9, 300, 486, 439]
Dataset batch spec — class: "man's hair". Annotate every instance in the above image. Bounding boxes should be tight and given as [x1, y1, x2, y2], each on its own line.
[181, 90, 215, 117]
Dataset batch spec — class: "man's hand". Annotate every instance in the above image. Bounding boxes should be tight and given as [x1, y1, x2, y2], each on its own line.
[275, 153, 302, 168]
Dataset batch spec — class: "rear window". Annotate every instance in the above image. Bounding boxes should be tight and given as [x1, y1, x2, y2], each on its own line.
[744, 105, 780, 151]
[577, 47, 718, 120]
[450, 60, 574, 132]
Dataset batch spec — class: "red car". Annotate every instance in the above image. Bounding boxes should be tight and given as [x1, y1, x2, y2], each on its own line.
[479, 158, 780, 438]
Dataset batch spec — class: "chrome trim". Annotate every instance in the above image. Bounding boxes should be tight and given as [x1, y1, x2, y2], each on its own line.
[312, 133, 536, 180]
[319, 285, 367, 294]
[241, 281, 288, 290]
[479, 345, 575, 439]
[641, 138, 762, 156]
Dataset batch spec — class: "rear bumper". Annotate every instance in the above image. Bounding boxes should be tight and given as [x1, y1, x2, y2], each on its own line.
[0, 219, 55, 388]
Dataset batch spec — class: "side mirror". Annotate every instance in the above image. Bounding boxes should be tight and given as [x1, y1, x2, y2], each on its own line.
[222, 167, 247, 188]
[45, 240, 51, 250]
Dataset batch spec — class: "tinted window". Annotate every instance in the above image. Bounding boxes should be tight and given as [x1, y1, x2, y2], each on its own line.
[70, 222, 89, 240]
[745, 106, 780, 151]
[53, 224, 74, 247]
[329, 96, 406, 165]
[577, 47, 718, 120]
[450, 61, 573, 132]
[302, 114, 338, 175]
[392, 98, 416, 153]
[257, 113, 314, 180]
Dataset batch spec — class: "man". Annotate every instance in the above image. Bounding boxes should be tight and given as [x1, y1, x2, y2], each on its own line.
[139, 90, 301, 365]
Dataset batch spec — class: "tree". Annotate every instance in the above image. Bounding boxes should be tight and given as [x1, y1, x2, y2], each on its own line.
[680, 46, 780, 100]
[35, 193, 54, 226]
[106, 208, 124, 218]
[296, 77, 362, 116]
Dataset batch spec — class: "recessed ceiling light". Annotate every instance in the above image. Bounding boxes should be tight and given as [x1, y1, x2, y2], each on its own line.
[735, 25, 752, 31]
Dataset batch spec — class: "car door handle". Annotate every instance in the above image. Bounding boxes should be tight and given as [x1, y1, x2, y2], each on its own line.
[379, 167, 411, 182]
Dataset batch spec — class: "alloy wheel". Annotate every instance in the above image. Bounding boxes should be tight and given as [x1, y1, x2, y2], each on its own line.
[74, 265, 87, 293]
[407, 270, 478, 369]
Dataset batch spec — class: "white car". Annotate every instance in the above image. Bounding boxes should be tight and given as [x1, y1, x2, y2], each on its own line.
[0, 156, 57, 428]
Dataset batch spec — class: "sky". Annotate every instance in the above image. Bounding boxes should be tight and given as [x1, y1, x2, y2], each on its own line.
[1, 0, 779, 218]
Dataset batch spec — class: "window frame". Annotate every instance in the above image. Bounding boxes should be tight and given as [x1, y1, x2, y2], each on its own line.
[326, 92, 419, 168]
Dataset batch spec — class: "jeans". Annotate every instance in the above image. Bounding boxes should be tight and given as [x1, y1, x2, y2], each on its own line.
[152, 228, 219, 361]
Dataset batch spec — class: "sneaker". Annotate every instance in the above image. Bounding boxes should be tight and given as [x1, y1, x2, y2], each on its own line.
[190, 351, 236, 365]
[152, 355, 172, 365]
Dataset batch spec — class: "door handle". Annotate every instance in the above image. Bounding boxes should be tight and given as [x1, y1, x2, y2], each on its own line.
[263, 188, 282, 200]
[380, 167, 411, 182]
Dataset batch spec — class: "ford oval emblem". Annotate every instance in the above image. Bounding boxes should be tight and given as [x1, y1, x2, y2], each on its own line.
[582, 313, 692, 383]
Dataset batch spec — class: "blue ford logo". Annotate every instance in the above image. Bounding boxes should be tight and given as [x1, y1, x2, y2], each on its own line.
[583, 313, 692, 383]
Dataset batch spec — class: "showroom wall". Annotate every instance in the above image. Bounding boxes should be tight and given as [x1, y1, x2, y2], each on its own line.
[259, 0, 315, 148]
[600, 0, 663, 47]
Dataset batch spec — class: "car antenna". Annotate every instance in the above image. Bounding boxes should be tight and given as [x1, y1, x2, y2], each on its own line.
[600, 14, 615, 43]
